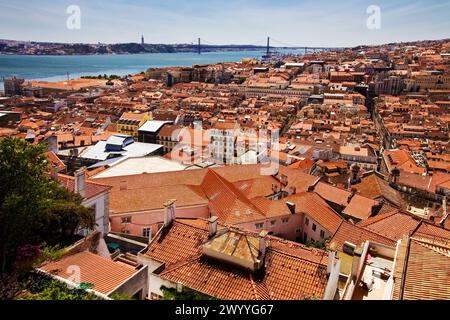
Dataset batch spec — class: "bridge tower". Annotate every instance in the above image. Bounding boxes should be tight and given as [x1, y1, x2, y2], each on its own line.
[263, 37, 271, 59]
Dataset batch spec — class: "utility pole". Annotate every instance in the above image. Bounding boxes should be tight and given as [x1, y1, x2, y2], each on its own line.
[198, 38, 201, 55]
[267, 37, 270, 57]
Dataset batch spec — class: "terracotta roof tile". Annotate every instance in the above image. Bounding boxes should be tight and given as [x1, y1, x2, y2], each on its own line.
[314, 182, 351, 207]
[342, 195, 379, 221]
[286, 192, 343, 234]
[201, 170, 266, 224]
[353, 173, 404, 207]
[412, 221, 450, 242]
[46, 151, 66, 172]
[233, 176, 279, 199]
[392, 237, 450, 300]
[109, 184, 208, 214]
[146, 221, 209, 266]
[329, 221, 396, 251]
[148, 220, 329, 300]
[358, 211, 421, 240]
[39, 252, 137, 295]
[57, 174, 111, 200]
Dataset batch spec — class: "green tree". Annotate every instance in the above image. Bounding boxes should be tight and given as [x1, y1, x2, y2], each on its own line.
[17, 272, 101, 300]
[0, 138, 53, 275]
[39, 187, 95, 245]
[305, 238, 330, 250]
[109, 292, 134, 300]
[0, 138, 95, 276]
[161, 286, 216, 300]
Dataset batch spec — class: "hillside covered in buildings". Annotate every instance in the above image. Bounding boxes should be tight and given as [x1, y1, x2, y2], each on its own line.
[1, 38, 450, 301]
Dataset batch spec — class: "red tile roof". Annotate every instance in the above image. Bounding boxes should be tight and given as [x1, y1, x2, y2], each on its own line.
[146, 220, 329, 300]
[39, 252, 137, 295]
[314, 182, 351, 207]
[358, 211, 421, 240]
[392, 237, 450, 300]
[109, 184, 209, 214]
[387, 149, 427, 174]
[94, 165, 331, 227]
[233, 176, 280, 199]
[57, 174, 111, 200]
[286, 192, 343, 234]
[353, 173, 404, 207]
[329, 221, 397, 251]
[46, 151, 66, 172]
[412, 221, 450, 242]
[342, 194, 379, 221]
[201, 170, 266, 224]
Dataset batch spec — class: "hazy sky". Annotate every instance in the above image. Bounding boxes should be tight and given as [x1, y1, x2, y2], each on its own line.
[1, 0, 449, 47]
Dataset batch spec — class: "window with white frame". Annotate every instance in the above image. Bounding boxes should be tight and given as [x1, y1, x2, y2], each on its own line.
[143, 228, 151, 238]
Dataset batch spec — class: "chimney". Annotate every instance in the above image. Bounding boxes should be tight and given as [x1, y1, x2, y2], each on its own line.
[164, 199, 177, 227]
[74, 168, 86, 198]
[350, 246, 363, 281]
[286, 201, 296, 215]
[208, 216, 219, 237]
[259, 231, 269, 262]
[348, 188, 357, 204]
[51, 164, 59, 181]
[443, 196, 447, 216]
[327, 251, 336, 275]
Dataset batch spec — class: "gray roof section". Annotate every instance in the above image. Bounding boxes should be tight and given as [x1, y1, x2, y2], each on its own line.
[138, 120, 172, 133]
[80, 141, 163, 161]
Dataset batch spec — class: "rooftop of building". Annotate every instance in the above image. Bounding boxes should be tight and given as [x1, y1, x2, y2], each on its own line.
[143, 219, 330, 300]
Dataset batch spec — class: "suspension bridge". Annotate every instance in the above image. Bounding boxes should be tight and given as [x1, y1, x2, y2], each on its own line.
[187, 37, 344, 56]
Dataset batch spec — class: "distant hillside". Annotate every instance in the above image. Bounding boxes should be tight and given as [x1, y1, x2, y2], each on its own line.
[0, 40, 268, 55]
[111, 43, 177, 54]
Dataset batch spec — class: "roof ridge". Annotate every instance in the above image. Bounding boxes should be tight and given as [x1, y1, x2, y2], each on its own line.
[412, 238, 450, 258]
[249, 273, 272, 300]
[57, 173, 111, 187]
[249, 273, 259, 300]
[160, 252, 203, 276]
[174, 219, 210, 232]
[207, 169, 266, 217]
[359, 211, 397, 227]
[341, 220, 396, 244]
[302, 191, 345, 219]
[268, 246, 328, 266]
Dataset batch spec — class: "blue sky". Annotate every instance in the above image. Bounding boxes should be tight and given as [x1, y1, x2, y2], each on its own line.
[1, 0, 449, 47]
